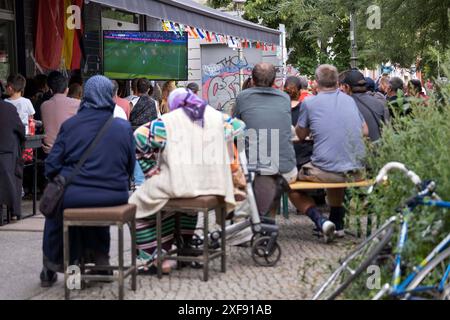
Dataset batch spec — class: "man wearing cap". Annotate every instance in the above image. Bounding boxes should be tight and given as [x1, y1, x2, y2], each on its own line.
[340, 70, 390, 142]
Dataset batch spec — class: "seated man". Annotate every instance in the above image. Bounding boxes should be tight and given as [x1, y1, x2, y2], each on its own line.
[234, 63, 298, 216]
[292, 64, 369, 242]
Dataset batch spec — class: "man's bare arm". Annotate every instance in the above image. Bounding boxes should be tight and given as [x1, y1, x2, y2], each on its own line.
[296, 126, 311, 142]
[362, 122, 369, 137]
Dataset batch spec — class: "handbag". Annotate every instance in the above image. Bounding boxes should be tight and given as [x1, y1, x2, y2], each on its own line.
[39, 117, 114, 219]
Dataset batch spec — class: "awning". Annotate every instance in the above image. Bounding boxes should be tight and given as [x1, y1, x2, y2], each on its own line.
[89, 0, 281, 44]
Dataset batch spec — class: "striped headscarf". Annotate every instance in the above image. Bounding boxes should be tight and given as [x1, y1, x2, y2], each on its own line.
[168, 88, 207, 126]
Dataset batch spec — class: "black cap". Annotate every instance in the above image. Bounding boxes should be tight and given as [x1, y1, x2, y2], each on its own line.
[341, 70, 367, 88]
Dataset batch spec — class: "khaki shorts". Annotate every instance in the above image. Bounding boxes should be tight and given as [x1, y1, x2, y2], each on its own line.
[282, 167, 299, 184]
[298, 162, 364, 183]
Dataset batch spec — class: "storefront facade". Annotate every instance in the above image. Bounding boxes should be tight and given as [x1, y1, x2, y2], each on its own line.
[9, 0, 282, 107]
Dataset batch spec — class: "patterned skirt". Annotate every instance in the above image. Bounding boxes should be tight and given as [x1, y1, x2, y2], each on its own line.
[136, 212, 198, 261]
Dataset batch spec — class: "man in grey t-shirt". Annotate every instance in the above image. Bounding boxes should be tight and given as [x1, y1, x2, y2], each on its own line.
[292, 65, 369, 242]
[234, 63, 297, 182]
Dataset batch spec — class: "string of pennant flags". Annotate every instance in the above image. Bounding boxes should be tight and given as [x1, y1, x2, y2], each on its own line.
[161, 20, 277, 52]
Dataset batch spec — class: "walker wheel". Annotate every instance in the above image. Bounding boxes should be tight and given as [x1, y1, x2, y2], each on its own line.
[251, 236, 282, 267]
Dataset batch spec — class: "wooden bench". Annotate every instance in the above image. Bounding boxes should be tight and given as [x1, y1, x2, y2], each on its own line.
[280, 180, 374, 235]
[289, 180, 373, 191]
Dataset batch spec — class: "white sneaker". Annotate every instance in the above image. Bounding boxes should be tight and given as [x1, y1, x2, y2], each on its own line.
[335, 230, 346, 238]
[322, 221, 336, 244]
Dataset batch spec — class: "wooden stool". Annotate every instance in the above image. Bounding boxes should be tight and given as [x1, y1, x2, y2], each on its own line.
[63, 204, 137, 300]
[156, 196, 226, 282]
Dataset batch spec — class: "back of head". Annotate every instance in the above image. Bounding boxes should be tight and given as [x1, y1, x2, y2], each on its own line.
[284, 76, 302, 100]
[47, 71, 68, 94]
[389, 77, 404, 93]
[186, 82, 199, 94]
[68, 83, 83, 100]
[315, 64, 338, 90]
[137, 78, 152, 95]
[339, 70, 367, 93]
[365, 77, 376, 92]
[252, 63, 276, 88]
[299, 77, 309, 90]
[111, 79, 120, 96]
[131, 78, 139, 95]
[7, 74, 27, 94]
[242, 77, 254, 91]
[408, 79, 422, 95]
[34, 74, 48, 92]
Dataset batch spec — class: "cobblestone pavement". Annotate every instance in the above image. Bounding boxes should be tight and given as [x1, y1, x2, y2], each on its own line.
[26, 210, 359, 300]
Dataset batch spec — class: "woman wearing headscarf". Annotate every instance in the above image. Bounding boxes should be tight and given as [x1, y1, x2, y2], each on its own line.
[130, 88, 245, 275]
[40, 76, 135, 287]
[0, 100, 25, 221]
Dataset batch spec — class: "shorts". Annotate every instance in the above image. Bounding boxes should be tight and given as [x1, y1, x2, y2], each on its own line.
[282, 167, 299, 184]
[298, 162, 364, 183]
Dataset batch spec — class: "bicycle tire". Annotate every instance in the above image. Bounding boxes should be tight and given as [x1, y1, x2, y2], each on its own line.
[406, 246, 450, 300]
[313, 221, 395, 300]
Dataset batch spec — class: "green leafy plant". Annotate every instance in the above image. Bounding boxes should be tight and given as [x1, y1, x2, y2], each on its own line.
[344, 54, 450, 299]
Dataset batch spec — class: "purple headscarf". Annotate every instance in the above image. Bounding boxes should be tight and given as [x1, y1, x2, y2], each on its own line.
[168, 88, 207, 126]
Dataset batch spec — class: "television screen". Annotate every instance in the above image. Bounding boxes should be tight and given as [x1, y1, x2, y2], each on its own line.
[103, 31, 188, 80]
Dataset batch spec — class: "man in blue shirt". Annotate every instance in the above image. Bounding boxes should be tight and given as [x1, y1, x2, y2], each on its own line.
[292, 64, 369, 242]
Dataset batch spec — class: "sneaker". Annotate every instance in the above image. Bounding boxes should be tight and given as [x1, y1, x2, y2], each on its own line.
[40, 269, 58, 288]
[321, 221, 336, 244]
[335, 230, 346, 238]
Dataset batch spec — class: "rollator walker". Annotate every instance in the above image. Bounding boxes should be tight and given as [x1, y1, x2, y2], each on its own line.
[189, 149, 288, 267]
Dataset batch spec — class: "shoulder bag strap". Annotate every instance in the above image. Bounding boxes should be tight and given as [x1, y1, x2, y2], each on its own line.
[66, 116, 114, 185]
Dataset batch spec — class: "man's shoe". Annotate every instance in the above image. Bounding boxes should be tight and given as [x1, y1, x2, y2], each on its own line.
[40, 269, 57, 288]
[321, 221, 336, 244]
[335, 230, 346, 238]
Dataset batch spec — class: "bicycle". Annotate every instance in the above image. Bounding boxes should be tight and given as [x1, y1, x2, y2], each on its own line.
[313, 162, 450, 300]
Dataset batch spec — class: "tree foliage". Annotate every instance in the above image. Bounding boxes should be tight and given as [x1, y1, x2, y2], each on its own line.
[206, 0, 450, 76]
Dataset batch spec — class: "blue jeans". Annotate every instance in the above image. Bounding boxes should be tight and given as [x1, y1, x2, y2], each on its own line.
[134, 161, 145, 186]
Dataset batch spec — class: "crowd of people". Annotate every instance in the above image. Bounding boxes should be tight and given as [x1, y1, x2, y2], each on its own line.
[0, 62, 432, 288]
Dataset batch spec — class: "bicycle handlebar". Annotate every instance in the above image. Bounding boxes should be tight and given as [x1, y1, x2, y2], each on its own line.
[368, 162, 422, 194]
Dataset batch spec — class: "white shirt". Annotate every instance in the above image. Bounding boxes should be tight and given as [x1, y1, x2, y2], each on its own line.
[114, 105, 128, 120]
[6, 97, 36, 134]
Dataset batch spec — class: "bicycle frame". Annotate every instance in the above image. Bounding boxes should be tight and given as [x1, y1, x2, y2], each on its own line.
[383, 197, 450, 298]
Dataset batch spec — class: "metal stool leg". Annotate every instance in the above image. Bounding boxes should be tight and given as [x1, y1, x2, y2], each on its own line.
[118, 223, 124, 300]
[130, 220, 137, 291]
[63, 222, 70, 300]
[156, 211, 163, 279]
[203, 210, 209, 282]
[220, 206, 226, 273]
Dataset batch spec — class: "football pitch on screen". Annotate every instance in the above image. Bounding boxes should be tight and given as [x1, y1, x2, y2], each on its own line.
[104, 40, 188, 80]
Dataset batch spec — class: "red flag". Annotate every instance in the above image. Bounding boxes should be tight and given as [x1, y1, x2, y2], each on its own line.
[70, 0, 84, 70]
[206, 31, 212, 42]
[35, 0, 65, 70]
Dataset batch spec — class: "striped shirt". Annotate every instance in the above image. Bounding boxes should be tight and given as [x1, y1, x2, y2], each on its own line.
[134, 114, 245, 178]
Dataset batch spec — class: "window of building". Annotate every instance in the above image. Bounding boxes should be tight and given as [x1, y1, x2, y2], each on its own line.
[0, 0, 14, 12]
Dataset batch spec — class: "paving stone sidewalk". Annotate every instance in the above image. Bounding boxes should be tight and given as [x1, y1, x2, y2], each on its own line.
[22, 211, 357, 300]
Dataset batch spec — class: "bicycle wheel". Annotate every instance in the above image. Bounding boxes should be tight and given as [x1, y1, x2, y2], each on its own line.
[406, 247, 450, 300]
[313, 219, 395, 300]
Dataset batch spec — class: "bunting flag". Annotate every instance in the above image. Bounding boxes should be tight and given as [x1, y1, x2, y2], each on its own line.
[206, 31, 212, 42]
[169, 21, 178, 34]
[213, 33, 219, 43]
[196, 28, 206, 39]
[35, 0, 84, 71]
[178, 23, 185, 35]
[162, 20, 169, 31]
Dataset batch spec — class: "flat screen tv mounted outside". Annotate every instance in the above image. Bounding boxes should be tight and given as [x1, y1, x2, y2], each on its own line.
[103, 31, 188, 81]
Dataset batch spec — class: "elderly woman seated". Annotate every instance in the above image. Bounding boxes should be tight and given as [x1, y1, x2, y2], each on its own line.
[129, 88, 245, 275]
